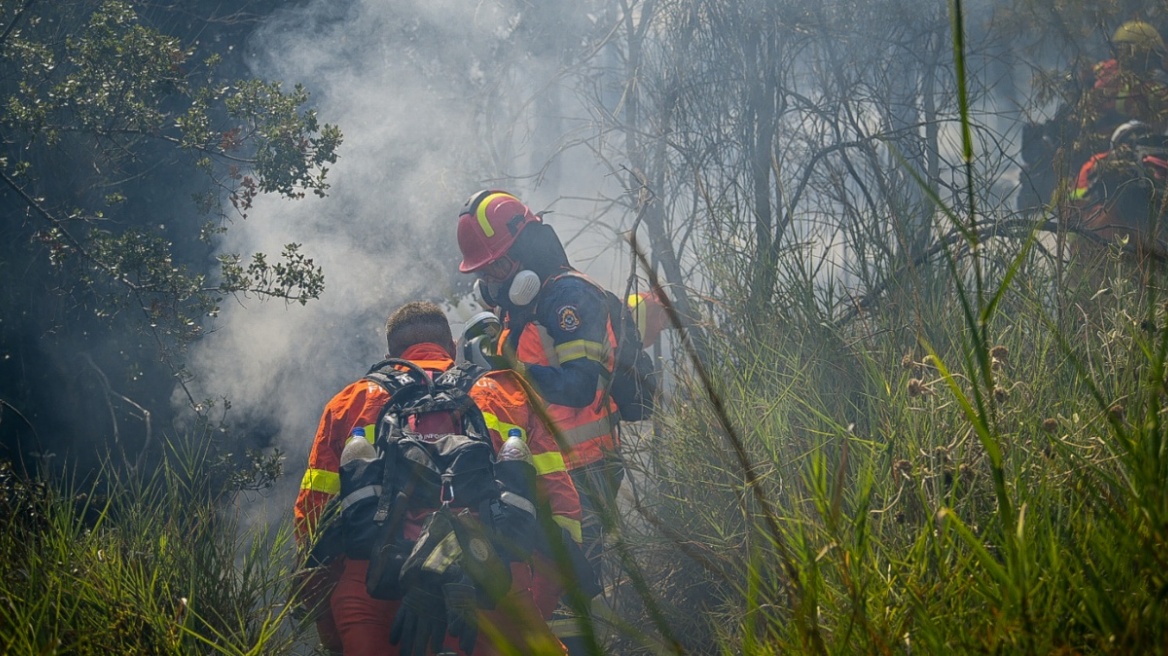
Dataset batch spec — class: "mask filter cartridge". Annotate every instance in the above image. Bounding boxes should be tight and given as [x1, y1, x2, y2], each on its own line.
[508, 270, 541, 307]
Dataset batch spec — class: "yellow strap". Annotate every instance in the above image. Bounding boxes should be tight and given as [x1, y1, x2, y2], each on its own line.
[300, 468, 340, 495]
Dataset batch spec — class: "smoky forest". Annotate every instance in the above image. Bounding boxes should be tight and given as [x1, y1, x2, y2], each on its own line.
[3, 0, 1168, 654]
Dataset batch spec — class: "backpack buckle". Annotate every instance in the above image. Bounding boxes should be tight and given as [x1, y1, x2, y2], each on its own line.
[441, 477, 454, 507]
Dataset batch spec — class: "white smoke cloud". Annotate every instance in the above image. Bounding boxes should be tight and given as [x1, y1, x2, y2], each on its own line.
[182, 0, 631, 525]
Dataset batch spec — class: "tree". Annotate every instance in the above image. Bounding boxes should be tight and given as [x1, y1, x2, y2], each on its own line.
[0, 0, 341, 474]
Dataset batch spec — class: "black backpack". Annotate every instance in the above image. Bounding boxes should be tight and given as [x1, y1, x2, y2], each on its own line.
[603, 289, 659, 422]
[336, 359, 519, 601]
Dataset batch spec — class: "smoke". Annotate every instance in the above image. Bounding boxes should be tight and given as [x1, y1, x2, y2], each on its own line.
[182, 0, 628, 523]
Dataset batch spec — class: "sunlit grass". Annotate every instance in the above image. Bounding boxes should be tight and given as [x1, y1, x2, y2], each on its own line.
[0, 434, 307, 655]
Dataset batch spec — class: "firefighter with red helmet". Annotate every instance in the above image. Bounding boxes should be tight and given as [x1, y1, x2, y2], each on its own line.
[456, 190, 623, 652]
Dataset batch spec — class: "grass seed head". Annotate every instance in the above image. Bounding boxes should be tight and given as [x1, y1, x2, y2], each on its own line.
[907, 378, 929, 397]
[993, 385, 1009, 403]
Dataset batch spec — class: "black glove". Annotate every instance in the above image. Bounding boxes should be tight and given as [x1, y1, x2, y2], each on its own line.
[389, 585, 447, 656]
[443, 577, 479, 656]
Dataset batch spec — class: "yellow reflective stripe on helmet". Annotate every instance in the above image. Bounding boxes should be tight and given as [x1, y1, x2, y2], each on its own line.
[554, 339, 608, 364]
[475, 192, 513, 238]
[482, 412, 527, 443]
[300, 468, 340, 495]
[532, 450, 566, 475]
[553, 514, 583, 543]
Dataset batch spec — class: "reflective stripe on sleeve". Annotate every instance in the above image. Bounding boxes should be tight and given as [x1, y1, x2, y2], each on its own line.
[554, 339, 609, 364]
[499, 491, 537, 517]
[300, 468, 340, 495]
[559, 412, 618, 447]
[531, 450, 566, 475]
[553, 514, 583, 543]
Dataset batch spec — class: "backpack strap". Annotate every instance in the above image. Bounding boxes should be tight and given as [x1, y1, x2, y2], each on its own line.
[363, 358, 432, 396]
[362, 358, 433, 525]
[432, 362, 491, 441]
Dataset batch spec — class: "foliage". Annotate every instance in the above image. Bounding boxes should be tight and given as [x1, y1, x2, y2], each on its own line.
[0, 0, 340, 470]
[0, 435, 306, 655]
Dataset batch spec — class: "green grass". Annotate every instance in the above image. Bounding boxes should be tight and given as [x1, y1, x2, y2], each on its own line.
[0, 434, 308, 655]
[619, 236, 1168, 654]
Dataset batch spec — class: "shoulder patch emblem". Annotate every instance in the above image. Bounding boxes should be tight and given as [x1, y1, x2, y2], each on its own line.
[557, 305, 581, 332]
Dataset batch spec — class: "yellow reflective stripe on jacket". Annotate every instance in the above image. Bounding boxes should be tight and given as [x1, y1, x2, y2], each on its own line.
[536, 325, 559, 366]
[554, 338, 609, 365]
[482, 412, 526, 443]
[531, 450, 566, 475]
[553, 514, 583, 543]
[300, 468, 340, 495]
[484, 411, 564, 474]
[559, 411, 618, 447]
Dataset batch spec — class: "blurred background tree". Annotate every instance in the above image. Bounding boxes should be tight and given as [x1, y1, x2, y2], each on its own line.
[0, 0, 340, 478]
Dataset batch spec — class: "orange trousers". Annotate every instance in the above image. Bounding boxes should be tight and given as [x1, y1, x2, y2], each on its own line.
[330, 559, 565, 655]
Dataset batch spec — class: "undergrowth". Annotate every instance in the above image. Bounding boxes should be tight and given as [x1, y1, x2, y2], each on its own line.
[0, 434, 308, 655]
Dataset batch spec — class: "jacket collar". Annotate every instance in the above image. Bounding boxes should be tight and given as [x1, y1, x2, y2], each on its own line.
[399, 342, 454, 370]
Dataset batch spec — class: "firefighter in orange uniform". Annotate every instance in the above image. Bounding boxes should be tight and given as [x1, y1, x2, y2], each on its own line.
[293, 301, 579, 655]
[455, 190, 624, 652]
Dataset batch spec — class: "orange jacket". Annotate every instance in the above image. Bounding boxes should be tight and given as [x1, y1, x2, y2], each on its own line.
[294, 342, 582, 549]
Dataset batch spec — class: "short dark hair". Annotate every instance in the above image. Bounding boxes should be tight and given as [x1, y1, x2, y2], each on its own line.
[385, 301, 454, 357]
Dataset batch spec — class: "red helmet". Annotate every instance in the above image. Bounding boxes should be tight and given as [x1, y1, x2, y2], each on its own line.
[457, 190, 541, 273]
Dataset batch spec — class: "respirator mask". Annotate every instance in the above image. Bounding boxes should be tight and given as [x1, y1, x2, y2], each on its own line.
[476, 268, 541, 310]
[458, 311, 504, 371]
